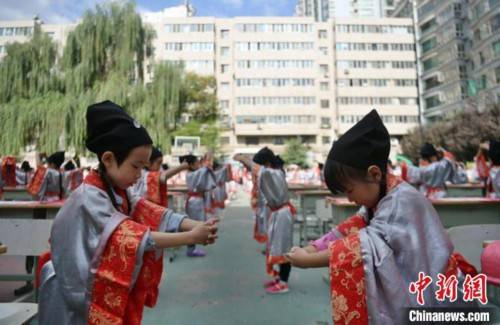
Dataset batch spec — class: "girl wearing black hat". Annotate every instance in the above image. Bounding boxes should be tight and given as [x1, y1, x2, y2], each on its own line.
[38, 101, 218, 324]
[131, 147, 190, 208]
[487, 140, 500, 198]
[182, 152, 217, 257]
[285, 110, 477, 324]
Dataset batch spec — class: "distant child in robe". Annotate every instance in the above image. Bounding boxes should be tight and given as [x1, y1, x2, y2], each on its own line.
[487, 140, 500, 198]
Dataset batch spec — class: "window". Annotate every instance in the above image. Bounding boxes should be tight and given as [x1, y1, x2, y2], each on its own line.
[220, 82, 230, 91]
[221, 64, 229, 73]
[220, 137, 230, 145]
[425, 95, 441, 109]
[421, 37, 437, 53]
[321, 117, 331, 128]
[220, 29, 229, 38]
[220, 47, 230, 56]
[274, 137, 285, 145]
[424, 76, 440, 90]
[318, 30, 327, 39]
[495, 67, 500, 84]
[320, 82, 329, 90]
[219, 100, 229, 109]
[493, 40, 500, 57]
[320, 64, 329, 75]
[319, 47, 328, 55]
[490, 14, 500, 33]
[322, 136, 331, 145]
[320, 99, 330, 108]
[423, 57, 439, 71]
[420, 18, 436, 34]
[245, 137, 259, 145]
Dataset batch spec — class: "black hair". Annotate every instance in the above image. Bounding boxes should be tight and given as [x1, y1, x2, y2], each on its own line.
[162, 163, 169, 170]
[21, 161, 31, 172]
[96, 148, 135, 212]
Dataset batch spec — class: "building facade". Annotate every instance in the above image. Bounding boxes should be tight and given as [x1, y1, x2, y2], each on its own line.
[295, 0, 401, 20]
[1, 12, 419, 160]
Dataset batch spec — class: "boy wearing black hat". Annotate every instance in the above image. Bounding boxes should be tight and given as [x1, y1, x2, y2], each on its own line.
[487, 139, 500, 198]
[285, 110, 477, 324]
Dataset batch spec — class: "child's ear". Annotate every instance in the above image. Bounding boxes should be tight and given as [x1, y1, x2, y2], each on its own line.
[101, 151, 116, 169]
[367, 165, 382, 182]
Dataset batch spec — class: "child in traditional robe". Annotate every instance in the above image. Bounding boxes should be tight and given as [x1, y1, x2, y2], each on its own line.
[62, 160, 85, 197]
[131, 147, 188, 208]
[285, 110, 477, 325]
[401, 143, 464, 199]
[16, 161, 34, 186]
[487, 140, 500, 198]
[1, 156, 17, 187]
[210, 160, 233, 217]
[27, 151, 65, 202]
[38, 100, 218, 324]
[260, 153, 295, 294]
[184, 153, 217, 257]
[233, 149, 273, 246]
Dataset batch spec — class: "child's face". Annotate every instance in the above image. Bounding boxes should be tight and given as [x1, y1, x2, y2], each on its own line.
[343, 166, 382, 208]
[149, 157, 163, 172]
[103, 145, 152, 189]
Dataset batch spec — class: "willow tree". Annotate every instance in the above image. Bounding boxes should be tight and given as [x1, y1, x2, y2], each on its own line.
[0, 1, 186, 155]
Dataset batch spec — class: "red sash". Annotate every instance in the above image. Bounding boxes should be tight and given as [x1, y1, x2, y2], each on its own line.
[27, 167, 47, 196]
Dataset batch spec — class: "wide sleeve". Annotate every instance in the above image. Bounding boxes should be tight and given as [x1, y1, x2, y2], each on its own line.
[259, 167, 288, 207]
[191, 166, 217, 192]
[311, 212, 368, 251]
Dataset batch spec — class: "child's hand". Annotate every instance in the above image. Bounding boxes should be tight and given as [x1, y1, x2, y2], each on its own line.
[285, 247, 310, 268]
[189, 224, 212, 245]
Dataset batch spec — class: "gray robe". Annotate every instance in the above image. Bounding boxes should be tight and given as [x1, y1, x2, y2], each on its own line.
[212, 164, 232, 215]
[34, 168, 64, 201]
[489, 166, 500, 198]
[186, 166, 216, 222]
[254, 164, 269, 240]
[62, 169, 84, 197]
[259, 167, 293, 258]
[38, 182, 186, 324]
[15, 168, 32, 186]
[327, 182, 476, 324]
[406, 158, 460, 198]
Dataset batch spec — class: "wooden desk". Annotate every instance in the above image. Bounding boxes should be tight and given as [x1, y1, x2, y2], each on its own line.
[0, 201, 63, 219]
[447, 183, 485, 198]
[2, 186, 32, 201]
[327, 197, 500, 228]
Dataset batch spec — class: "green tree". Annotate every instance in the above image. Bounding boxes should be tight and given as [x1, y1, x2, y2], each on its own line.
[401, 104, 500, 162]
[282, 138, 309, 168]
[0, 1, 188, 155]
[181, 72, 218, 122]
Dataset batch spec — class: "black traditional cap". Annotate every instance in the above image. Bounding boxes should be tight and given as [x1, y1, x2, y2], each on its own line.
[85, 100, 152, 155]
[274, 155, 285, 169]
[64, 160, 76, 171]
[161, 163, 169, 170]
[420, 142, 437, 159]
[489, 140, 500, 165]
[21, 161, 31, 172]
[324, 109, 390, 193]
[252, 147, 275, 166]
[47, 151, 65, 168]
[150, 147, 163, 163]
[179, 154, 197, 164]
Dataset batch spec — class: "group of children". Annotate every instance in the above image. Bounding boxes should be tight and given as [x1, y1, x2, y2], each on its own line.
[1, 100, 496, 323]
